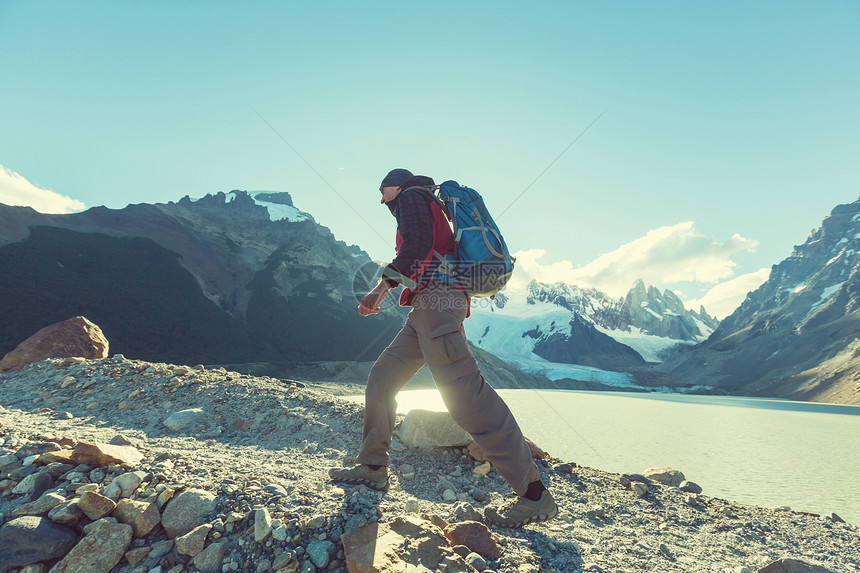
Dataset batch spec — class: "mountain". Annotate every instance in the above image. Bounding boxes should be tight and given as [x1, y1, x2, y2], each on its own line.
[464, 279, 718, 388]
[658, 197, 860, 405]
[0, 191, 404, 365]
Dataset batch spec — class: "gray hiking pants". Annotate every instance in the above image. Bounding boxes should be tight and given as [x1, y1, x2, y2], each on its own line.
[355, 285, 540, 496]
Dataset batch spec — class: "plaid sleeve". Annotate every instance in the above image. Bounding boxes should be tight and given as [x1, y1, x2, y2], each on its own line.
[384, 190, 434, 286]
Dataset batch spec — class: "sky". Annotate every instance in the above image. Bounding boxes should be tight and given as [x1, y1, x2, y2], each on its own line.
[1, 2, 858, 318]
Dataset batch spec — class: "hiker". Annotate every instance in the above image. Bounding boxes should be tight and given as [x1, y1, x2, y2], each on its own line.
[329, 168, 557, 527]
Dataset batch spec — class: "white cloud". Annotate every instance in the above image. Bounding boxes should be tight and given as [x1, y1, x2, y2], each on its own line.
[0, 165, 85, 213]
[510, 222, 758, 298]
[685, 268, 770, 319]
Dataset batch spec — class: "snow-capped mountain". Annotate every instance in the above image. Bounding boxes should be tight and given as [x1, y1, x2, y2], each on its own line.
[464, 278, 719, 388]
[660, 197, 860, 405]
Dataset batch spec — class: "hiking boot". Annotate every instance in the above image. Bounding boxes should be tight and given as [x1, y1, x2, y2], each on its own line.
[484, 490, 558, 527]
[328, 464, 388, 490]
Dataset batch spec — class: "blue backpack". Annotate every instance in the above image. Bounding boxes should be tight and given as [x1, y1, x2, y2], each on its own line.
[419, 180, 515, 297]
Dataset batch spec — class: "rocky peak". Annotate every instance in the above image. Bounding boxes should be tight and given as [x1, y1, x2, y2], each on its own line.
[660, 196, 860, 405]
[175, 191, 271, 223]
[252, 191, 294, 207]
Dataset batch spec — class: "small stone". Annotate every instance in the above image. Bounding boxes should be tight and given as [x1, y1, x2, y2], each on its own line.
[632, 482, 648, 497]
[60, 376, 77, 388]
[192, 541, 228, 573]
[272, 550, 297, 571]
[399, 464, 415, 480]
[679, 480, 702, 494]
[472, 462, 491, 476]
[442, 489, 456, 502]
[586, 506, 606, 521]
[553, 462, 576, 474]
[125, 546, 151, 566]
[149, 539, 174, 559]
[12, 492, 66, 516]
[450, 501, 481, 522]
[113, 498, 161, 538]
[48, 498, 84, 525]
[306, 539, 335, 568]
[157, 487, 176, 509]
[175, 523, 212, 556]
[79, 491, 117, 520]
[255, 508, 273, 542]
[12, 472, 51, 496]
[827, 512, 845, 523]
[110, 434, 137, 447]
[164, 408, 205, 432]
[113, 471, 146, 498]
[443, 521, 502, 559]
[405, 499, 421, 513]
[272, 524, 289, 541]
[466, 552, 488, 572]
[19, 564, 46, 573]
[224, 510, 246, 524]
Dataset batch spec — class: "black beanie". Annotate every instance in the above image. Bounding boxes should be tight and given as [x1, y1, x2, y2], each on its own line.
[380, 168, 413, 189]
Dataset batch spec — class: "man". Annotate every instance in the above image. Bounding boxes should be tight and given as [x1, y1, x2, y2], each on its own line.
[329, 168, 558, 527]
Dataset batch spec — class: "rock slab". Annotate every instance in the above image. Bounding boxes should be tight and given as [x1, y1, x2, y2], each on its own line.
[48, 518, 133, 573]
[71, 441, 143, 468]
[342, 514, 471, 572]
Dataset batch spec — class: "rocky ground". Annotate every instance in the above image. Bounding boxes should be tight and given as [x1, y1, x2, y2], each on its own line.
[1, 356, 858, 573]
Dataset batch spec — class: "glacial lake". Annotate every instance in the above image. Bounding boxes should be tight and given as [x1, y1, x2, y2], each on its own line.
[347, 389, 860, 525]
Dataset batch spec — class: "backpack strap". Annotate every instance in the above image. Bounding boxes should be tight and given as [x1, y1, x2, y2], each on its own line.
[403, 185, 452, 221]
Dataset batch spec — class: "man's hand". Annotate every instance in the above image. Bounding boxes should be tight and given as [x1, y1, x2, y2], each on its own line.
[358, 281, 391, 316]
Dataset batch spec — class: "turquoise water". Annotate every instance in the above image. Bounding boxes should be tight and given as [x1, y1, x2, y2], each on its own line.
[352, 389, 860, 525]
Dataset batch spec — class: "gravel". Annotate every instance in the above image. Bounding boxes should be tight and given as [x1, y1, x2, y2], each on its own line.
[1, 356, 858, 573]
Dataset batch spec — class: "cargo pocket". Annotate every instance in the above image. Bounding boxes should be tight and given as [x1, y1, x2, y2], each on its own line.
[429, 323, 470, 363]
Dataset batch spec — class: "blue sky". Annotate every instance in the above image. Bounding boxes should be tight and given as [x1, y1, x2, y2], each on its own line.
[2, 2, 859, 317]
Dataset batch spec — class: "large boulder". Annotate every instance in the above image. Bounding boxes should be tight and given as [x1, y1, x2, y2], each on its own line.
[399, 409, 472, 448]
[0, 316, 109, 373]
[0, 516, 78, 573]
[642, 467, 686, 487]
[161, 489, 217, 538]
